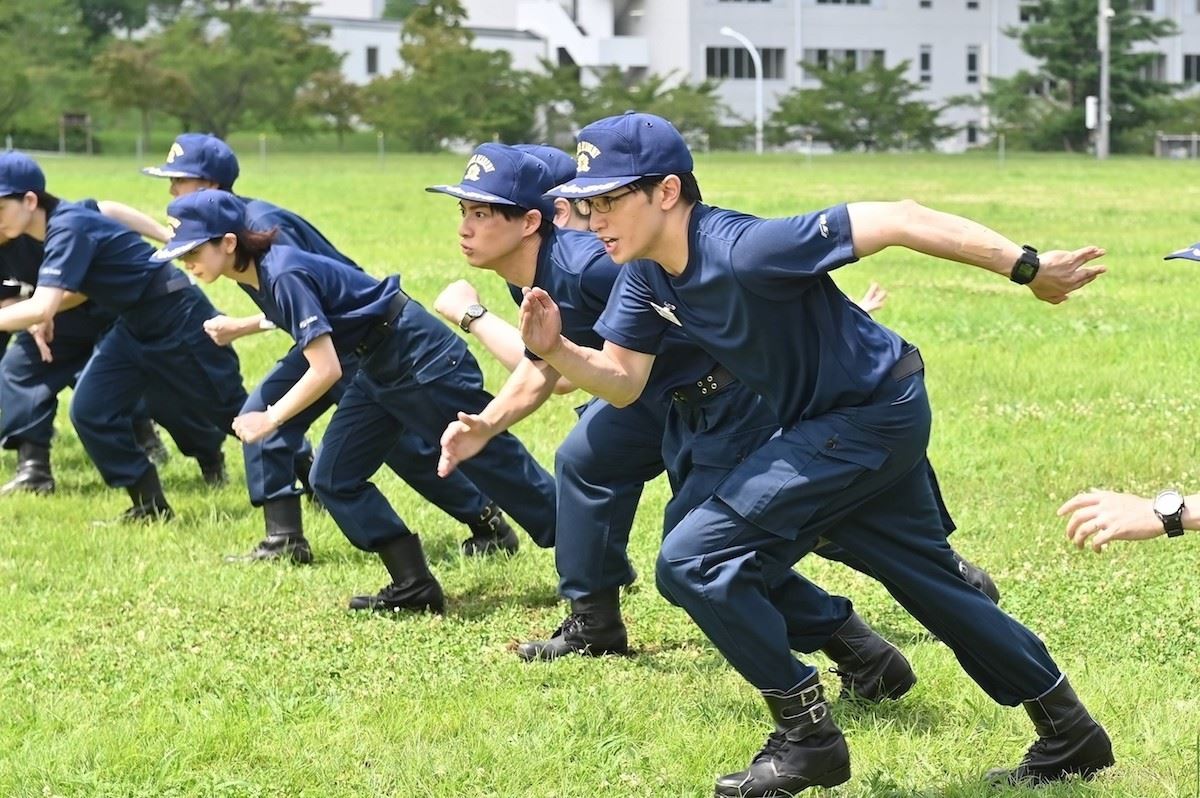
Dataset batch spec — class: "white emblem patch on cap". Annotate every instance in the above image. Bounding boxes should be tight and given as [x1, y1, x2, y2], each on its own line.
[576, 141, 601, 173]
[166, 142, 184, 163]
[464, 154, 496, 182]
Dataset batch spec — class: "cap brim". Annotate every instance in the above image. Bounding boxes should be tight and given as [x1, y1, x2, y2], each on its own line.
[151, 238, 206, 262]
[141, 166, 203, 180]
[425, 184, 518, 205]
[1164, 243, 1200, 262]
[544, 175, 642, 199]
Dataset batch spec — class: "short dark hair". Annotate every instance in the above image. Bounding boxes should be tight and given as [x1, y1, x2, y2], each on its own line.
[227, 227, 278, 272]
[631, 173, 702, 205]
[493, 203, 554, 239]
[3, 190, 60, 214]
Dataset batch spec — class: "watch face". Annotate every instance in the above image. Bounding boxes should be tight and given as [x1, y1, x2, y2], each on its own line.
[1154, 491, 1184, 516]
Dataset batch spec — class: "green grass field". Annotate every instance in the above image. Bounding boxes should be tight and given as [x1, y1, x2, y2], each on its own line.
[2, 150, 1199, 797]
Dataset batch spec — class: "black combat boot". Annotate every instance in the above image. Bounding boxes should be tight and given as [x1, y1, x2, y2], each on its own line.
[348, 534, 445, 614]
[461, 502, 519, 556]
[122, 465, 174, 521]
[133, 419, 170, 466]
[227, 496, 312, 564]
[953, 552, 1001, 604]
[714, 672, 852, 797]
[0, 441, 55, 495]
[516, 588, 628, 661]
[820, 611, 917, 702]
[197, 449, 226, 487]
[987, 676, 1114, 786]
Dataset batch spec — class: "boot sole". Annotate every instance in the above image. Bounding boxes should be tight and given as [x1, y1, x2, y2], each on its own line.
[713, 762, 852, 797]
[516, 642, 630, 662]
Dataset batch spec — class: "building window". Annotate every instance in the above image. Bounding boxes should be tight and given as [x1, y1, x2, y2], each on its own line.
[719, 0, 771, 3]
[919, 44, 932, 83]
[920, 0, 931, 7]
[1131, 0, 1154, 9]
[1186, 54, 1200, 82]
[706, 46, 787, 79]
[966, 44, 980, 84]
[366, 46, 379, 76]
[967, 0, 978, 7]
[1019, 2, 1041, 21]
[802, 48, 886, 76]
[966, 122, 979, 145]
[1139, 52, 1167, 82]
[815, 0, 872, 4]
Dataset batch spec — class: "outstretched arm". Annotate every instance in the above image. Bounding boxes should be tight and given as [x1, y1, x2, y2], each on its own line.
[520, 286, 653, 408]
[846, 200, 1106, 304]
[97, 201, 172, 243]
[1059, 490, 1200, 552]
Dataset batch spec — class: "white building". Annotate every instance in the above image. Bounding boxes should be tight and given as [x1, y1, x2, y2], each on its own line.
[309, 0, 1200, 151]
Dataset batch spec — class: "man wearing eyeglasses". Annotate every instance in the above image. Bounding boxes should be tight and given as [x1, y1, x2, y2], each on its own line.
[518, 112, 1113, 795]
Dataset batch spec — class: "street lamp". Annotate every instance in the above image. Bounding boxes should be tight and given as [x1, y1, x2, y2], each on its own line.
[720, 25, 763, 155]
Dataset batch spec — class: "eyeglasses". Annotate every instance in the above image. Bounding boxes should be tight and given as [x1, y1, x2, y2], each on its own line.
[572, 185, 641, 216]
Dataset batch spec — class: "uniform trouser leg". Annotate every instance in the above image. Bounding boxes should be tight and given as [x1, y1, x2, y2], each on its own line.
[310, 383, 414, 552]
[144, 384, 228, 460]
[0, 331, 95, 449]
[241, 348, 341, 506]
[554, 398, 665, 599]
[381, 432, 491, 523]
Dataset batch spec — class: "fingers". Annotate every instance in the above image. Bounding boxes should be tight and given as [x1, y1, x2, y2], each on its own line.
[35, 336, 52, 363]
[437, 451, 457, 478]
[1064, 505, 1099, 542]
[1058, 492, 1098, 517]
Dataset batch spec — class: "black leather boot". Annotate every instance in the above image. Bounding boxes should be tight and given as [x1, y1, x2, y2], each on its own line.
[133, 419, 170, 466]
[820, 611, 916, 702]
[348, 534, 445, 614]
[461, 502, 519, 556]
[197, 449, 226, 487]
[0, 441, 54, 495]
[123, 465, 174, 521]
[953, 552, 1001, 604]
[227, 496, 312, 564]
[714, 672, 852, 797]
[987, 676, 1114, 786]
[516, 588, 628, 661]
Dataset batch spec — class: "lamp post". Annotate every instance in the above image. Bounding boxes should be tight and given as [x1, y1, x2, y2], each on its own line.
[1097, 0, 1112, 160]
[720, 25, 763, 155]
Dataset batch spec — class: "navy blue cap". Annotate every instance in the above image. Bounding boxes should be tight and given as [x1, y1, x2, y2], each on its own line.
[0, 152, 46, 196]
[142, 133, 240, 191]
[426, 143, 555, 217]
[1164, 243, 1200, 262]
[513, 144, 576, 187]
[152, 189, 246, 262]
[546, 112, 693, 199]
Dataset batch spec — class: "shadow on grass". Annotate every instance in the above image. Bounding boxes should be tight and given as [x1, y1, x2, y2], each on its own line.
[447, 583, 561, 620]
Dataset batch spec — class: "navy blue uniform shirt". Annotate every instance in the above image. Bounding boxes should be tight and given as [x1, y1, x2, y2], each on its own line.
[507, 228, 716, 403]
[1, 199, 99, 288]
[596, 203, 903, 425]
[37, 200, 181, 317]
[242, 244, 399, 353]
[242, 197, 358, 268]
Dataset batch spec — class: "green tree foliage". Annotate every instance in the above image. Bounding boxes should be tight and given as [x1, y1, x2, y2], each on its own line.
[0, 0, 93, 141]
[130, 1, 340, 138]
[76, 0, 184, 41]
[770, 59, 956, 151]
[361, 0, 537, 150]
[297, 70, 363, 149]
[381, 0, 422, 20]
[982, 0, 1176, 152]
[92, 39, 187, 144]
[570, 69, 735, 147]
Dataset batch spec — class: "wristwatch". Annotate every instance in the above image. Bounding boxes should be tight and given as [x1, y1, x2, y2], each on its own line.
[1009, 245, 1040, 285]
[1152, 489, 1186, 538]
[459, 303, 487, 332]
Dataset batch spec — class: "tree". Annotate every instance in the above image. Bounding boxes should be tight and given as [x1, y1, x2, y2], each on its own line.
[982, 0, 1176, 152]
[770, 58, 956, 151]
[146, 1, 340, 138]
[381, 0, 422, 20]
[92, 39, 187, 145]
[297, 70, 362, 148]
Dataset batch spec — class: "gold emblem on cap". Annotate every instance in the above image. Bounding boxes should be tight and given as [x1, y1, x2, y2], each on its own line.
[166, 142, 184, 163]
[166, 215, 181, 231]
[464, 154, 496, 182]
[576, 141, 601, 173]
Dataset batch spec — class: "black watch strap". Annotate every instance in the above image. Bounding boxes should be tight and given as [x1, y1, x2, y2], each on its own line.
[1010, 245, 1040, 285]
[1155, 490, 1187, 538]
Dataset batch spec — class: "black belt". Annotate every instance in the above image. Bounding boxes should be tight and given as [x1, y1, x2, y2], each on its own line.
[671, 364, 737, 404]
[890, 346, 924, 381]
[354, 290, 410, 357]
[142, 267, 192, 300]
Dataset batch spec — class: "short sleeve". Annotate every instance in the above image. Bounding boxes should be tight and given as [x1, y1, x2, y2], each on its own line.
[730, 204, 858, 299]
[38, 216, 99, 292]
[594, 262, 669, 355]
[271, 270, 333, 350]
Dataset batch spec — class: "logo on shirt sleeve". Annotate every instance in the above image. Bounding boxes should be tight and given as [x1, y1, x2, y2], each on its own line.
[298, 315, 319, 329]
[818, 213, 830, 239]
[649, 300, 682, 326]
